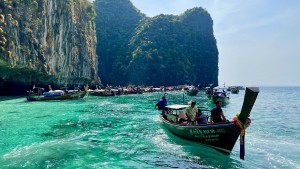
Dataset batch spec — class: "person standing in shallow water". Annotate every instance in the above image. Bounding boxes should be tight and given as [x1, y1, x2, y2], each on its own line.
[210, 99, 227, 123]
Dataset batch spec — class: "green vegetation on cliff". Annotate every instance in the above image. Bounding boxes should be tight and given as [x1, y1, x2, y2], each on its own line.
[94, 0, 144, 85]
[0, 58, 56, 95]
[94, 0, 219, 86]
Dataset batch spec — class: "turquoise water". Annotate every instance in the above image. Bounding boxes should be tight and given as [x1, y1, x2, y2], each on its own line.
[0, 87, 299, 168]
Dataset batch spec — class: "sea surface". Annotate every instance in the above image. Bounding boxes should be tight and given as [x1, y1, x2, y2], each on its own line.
[0, 87, 299, 169]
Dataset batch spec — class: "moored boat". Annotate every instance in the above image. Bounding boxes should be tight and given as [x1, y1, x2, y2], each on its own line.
[160, 87, 259, 156]
[231, 86, 240, 94]
[27, 90, 87, 101]
[208, 86, 230, 105]
[89, 89, 115, 96]
[209, 94, 229, 105]
[186, 89, 199, 96]
[186, 86, 199, 96]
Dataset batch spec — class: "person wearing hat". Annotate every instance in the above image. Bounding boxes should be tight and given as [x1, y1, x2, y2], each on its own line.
[210, 99, 227, 123]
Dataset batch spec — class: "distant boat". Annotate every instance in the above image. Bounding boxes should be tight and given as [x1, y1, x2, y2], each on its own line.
[208, 87, 230, 105]
[228, 86, 244, 91]
[186, 87, 199, 96]
[153, 88, 162, 92]
[27, 90, 87, 101]
[209, 94, 229, 105]
[160, 87, 259, 156]
[226, 87, 231, 92]
[89, 89, 115, 96]
[237, 86, 245, 90]
[230, 87, 239, 94]
[205, 87, 211, 95]
[126, 90, 143, 95]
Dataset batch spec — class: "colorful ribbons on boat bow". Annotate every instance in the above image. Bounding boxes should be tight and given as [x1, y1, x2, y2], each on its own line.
[233, 113, 251, 160]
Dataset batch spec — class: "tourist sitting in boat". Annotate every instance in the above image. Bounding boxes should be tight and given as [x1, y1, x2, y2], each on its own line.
[32, 85, 44, 95]
[210, 99, 227, 123]
[196, 109, 207, 125]
[186, 101, 197, 125]
[178, 111, 188, 125]
[221, 90, 227, 97]
[213, 89, 218, 95]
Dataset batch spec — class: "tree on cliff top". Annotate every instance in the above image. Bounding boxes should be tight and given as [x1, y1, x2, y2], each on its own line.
[94, 1, 219, 86]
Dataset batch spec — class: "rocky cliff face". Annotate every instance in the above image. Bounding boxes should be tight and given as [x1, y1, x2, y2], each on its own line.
[94, 0, 219, 86]
[0, 0, 100, 86]
[94, 0, 144, 86]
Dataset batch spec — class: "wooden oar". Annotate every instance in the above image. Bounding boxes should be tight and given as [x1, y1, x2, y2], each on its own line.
[239, 87, 259, 160]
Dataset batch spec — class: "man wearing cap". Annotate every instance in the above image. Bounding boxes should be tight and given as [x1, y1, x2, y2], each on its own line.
[210, 99, 227, 123]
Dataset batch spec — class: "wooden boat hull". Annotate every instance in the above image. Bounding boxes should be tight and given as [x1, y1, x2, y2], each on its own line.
[27, 91, 87, 101]
[160, 116, 240, 153]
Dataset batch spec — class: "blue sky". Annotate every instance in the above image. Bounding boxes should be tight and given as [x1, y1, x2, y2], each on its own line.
[92, 0, 300, 86]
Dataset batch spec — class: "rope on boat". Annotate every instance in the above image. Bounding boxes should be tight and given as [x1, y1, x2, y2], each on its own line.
[233, 113, 251, 160]
[235, 117, 251, 143]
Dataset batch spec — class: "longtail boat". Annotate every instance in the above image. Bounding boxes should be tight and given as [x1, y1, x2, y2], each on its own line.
[208, 85, 230, 105]
[27, 90, 87, 101]
[160, 87, 259, 158]
[89, 89, 115, 96]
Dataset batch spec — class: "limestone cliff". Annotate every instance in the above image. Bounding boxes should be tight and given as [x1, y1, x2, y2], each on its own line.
[128, 8, 219, 86]
[94, 0, 219, 86]
[94, 0, 144, 85]
[0, 0, 100, 87]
